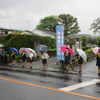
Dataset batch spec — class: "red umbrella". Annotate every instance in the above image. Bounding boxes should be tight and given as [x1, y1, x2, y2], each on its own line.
[61, 46, 73, 56]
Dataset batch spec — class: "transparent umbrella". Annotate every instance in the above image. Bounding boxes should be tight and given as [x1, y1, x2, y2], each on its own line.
[27, 48, 37, 57]
[36, 45, 49, 51]
[19, 48, 30, 57]
[93, 47, 99, 55]
[0, 44, 4, 47]
[77, 49, 87, 61]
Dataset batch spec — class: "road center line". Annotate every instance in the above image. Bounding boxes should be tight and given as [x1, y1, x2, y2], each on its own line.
[0, 77, 100, 100]
[59, 79, 100, 91]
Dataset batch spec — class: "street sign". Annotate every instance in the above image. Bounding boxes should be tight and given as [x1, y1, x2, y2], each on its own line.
[56, 25, 64, 61]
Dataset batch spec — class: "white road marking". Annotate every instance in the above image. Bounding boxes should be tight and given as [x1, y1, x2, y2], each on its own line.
[59, 79, 100, 91]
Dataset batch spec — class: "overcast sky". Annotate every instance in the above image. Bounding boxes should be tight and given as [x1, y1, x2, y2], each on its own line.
[0, 0, 100, 35]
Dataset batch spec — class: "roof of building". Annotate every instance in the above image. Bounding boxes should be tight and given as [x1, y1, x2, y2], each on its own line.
[0, 26, 9, 30]
[33, 28, 56, 37]
[9, 29, 24, 32]
[21, 30, 37, 35]
[32, 28, 69, 40]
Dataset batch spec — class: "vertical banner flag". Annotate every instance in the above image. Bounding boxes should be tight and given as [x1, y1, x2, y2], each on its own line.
[56, 25, 64, 61]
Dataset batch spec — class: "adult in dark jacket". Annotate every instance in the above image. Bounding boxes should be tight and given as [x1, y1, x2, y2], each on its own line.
[0, 47, 5, 64]
[77, 54, 83, 73]
[96, 48, 100, 75]
[64, 48, 71, 72]
[22, 50, 26, 68]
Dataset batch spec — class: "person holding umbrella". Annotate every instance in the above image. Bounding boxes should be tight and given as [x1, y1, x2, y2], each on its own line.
[42, 51, 49, 70]
[10, 47, 18, 67]
[0, 47, 5, 64]
[11, 50, 16, 66]
[22, 50, 26, 68]
[96, 48, 100, 75]
[64, 47, 71, 72]
[76, 49, 87, 74]
[36, 45, 49, 70]
[77, 54, 83, 73]
[29, 50, 34, 69]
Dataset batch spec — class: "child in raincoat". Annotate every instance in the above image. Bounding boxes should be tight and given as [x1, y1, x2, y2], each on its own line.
[42, 51, 49, 70]
[22, 50, 26, 68]
[11, 50, 16, 66]
[64, 48, 71, 72]
[96, 48, 100, 75]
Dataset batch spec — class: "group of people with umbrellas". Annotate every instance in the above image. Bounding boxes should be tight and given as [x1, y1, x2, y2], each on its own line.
[1, 43, 100, 75]
[62, 46, 100, 75]
[10, 45, 49, 70]
[93, 47, 100, 75]
[61, 46, 86, 74]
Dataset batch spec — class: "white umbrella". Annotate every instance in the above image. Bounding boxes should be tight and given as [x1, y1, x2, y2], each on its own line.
[19, 48, 30, 57]
[77, 49, 87, 61]
[0, 44, 4, 47]
[27, 48, 37, 57]
[93, 47, 99, 55]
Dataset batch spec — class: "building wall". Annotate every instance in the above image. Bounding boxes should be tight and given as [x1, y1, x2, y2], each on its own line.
[8, 31, 22, 34]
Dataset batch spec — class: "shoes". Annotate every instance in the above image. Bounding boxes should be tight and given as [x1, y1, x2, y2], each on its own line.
[96, 82, 100, 85]
[98, 73, 100, 75]
[22, 66, 24, 68]
[67, 70, 70, 73]
[12, 64, 15, 67]
[43, 69, 46, 71]
[79, 71, 81, 73]
[29, 67, 32, 69]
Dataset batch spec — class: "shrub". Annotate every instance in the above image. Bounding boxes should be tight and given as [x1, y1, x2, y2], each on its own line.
[48, 49, 56, 52]
[16, 55, 22, 61]
[82, 46, 91, 51]
[4, 51, 7, 55]
[0, 34, 56, 54]
[85, 49, 93, 53]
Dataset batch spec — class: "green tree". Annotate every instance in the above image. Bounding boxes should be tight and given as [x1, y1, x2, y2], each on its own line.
[90, 17, 100, 34]
[58, 14, 81, 36]
[36, 15, 59, 32]
[81, 36, 87, 47]
[87, 37, 97, 44]
[97, 36, 100, 47]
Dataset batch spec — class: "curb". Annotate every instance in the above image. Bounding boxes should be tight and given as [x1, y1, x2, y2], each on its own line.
[0, 66, 79, 79]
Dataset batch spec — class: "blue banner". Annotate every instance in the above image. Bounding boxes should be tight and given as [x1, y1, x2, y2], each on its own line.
[56, 25, 64, 61]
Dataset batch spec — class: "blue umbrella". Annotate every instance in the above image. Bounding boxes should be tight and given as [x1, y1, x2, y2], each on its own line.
[10, 47, 18, 55]
[36, 45, 49, 51]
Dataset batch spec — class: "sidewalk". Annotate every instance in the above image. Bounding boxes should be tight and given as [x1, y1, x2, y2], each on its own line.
[8, 57, 59, 71]
[0, 58, 100, 79]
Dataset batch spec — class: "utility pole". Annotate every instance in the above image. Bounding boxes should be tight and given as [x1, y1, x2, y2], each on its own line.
[27, 20, 29, 30]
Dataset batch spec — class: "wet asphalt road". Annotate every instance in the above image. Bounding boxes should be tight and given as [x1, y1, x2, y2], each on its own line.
[0, 60, 100, 100]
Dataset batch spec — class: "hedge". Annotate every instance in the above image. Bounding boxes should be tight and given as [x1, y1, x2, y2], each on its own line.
[48, 49, 56, 52]
[84, 49, 93, 53]
[0, 34, 56, 54]
[82, 46, 91, 51]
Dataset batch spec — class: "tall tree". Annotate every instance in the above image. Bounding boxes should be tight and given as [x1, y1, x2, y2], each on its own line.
[58, 14, 81, 36]
[81, 36, 87, 47]
[90, 17, 100, 34]
[87, 37, 97, 44]
[36, 15, 59, 32]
